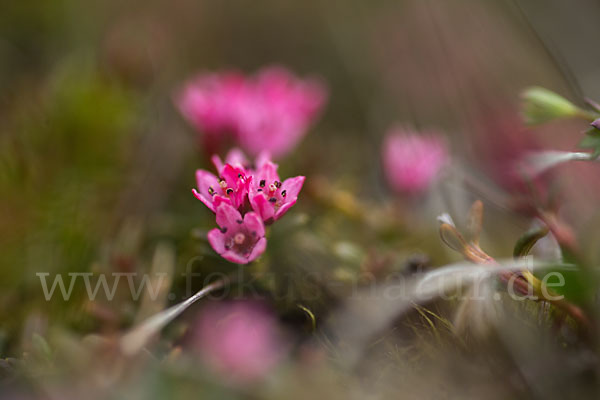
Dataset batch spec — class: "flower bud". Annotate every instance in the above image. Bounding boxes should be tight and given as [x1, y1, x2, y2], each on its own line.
[521, 87, 579, 125]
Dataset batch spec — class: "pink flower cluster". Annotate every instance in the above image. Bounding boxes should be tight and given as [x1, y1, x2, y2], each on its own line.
[382, 127, 449, 195]
[177, 66, 327, 158]
[194, 149, 305, 264]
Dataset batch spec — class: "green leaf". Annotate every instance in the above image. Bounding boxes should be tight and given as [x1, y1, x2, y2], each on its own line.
[579, 134, 600, 151]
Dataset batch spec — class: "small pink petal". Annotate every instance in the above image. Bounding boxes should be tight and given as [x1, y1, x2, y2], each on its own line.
[249, 193, 275, 221]
[243, 212, 266, 238]
[221, 250, 249, 264]
[207, 228, 226, 254]
[212, 195, 231, 209]
[215, 203, 243, 230]
[211, 154, 224, 173]
[255, 161, 279, 187]
[236, 174, 252, 206]
[224, 148, 249, 168]
[281, 176, 305, 199]
[248, 237, 267, 262]
[196, 170, 220, 192]
[221, 164, 241, 185]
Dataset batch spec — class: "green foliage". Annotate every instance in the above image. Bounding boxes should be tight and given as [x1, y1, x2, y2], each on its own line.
[579, 127, 600, 156]
[0, 58, 140, 341]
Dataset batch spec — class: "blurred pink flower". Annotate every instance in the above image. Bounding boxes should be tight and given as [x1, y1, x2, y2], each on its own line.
[176, 71, 247, 154]
[473, 110, 544, 193]
[471, 107, 552, 216]
[236, 66, 327, 158]
[207, 203, 266, 264]
[194, 301, 286, 382]
[177, 66, 327, 158]
[249, 153, 305, 224]
[382, 127, 448, 195]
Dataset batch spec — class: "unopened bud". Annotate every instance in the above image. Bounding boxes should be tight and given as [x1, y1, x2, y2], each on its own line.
[521, 87, 579, 125]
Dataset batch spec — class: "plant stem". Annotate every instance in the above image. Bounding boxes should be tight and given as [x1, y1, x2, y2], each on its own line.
[120, 275, 233, 356]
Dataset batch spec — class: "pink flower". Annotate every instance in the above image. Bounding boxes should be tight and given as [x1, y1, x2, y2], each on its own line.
[248, 154, 305, 223]
[193, 149, 303, 262]
[177, 66, 327, 158]
[176, 72, 246, 154]
[207, 203, 266, 264]
[236, 67, 327, 158]
[382, 127, 448, 195]
[194, 301, 286, 383]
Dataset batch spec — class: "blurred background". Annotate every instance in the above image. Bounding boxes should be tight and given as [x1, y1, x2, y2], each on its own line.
[2, 0, 600, 398]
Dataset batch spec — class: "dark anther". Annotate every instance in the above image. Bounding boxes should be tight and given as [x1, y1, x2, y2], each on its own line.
[226, 188, 234, 195]
[281, 190, 287, 197]
[208, 187, 215, 195]
[238, 173, 242, 178]
[275, 181, 282, 188]
[260, 179, 266, 187]
[220, 227, 228, 233]
[269, 197, 277, 203]
[236, 219, 243, 224]
[257, 188, 263, 192]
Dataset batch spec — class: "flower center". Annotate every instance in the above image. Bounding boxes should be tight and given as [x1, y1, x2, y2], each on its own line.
[234, 232, 246, 245]
[211, 173, 248, 199]
[258, 180, 286, 206]
[224, 228, 258, 257]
